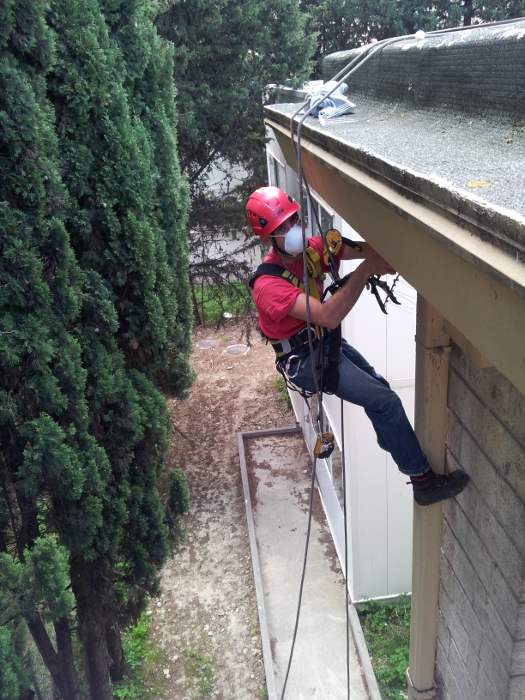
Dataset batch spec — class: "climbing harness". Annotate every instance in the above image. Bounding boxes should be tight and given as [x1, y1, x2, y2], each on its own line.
[248, 249, 325, 368]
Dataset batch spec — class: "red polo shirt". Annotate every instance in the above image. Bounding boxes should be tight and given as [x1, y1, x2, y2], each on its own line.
[252, 236, 339, 340]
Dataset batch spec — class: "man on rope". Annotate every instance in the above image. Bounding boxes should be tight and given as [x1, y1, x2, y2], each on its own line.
[246, 185, 469, 506]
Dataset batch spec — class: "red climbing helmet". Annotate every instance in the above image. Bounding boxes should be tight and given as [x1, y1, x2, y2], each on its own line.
[246, 186, 300, 237]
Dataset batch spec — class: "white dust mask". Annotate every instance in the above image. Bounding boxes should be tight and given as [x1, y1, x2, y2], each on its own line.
[284, 224, 305, 255]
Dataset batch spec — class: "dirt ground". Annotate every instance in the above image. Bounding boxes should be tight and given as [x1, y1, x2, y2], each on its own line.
[150, 319, 295, 700]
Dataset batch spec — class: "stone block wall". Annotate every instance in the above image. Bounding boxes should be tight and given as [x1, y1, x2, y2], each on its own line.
[435, 344, 525, 699]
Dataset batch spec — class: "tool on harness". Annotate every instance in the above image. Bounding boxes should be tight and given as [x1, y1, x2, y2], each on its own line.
[367, 274, 401, 314]
[323, 229, 344, 266]
[313, 431, 335, 459]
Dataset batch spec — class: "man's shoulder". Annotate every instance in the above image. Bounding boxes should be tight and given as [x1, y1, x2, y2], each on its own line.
[252, 269, 302, 301]
[250, 261, 285, 287]
[252, 270, 287, 291]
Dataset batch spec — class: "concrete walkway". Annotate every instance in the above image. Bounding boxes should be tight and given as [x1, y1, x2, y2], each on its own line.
[240, 429, 369, 700]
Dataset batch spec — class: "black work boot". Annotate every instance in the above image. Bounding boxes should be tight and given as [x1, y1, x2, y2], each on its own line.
[411, 469, 469, 506]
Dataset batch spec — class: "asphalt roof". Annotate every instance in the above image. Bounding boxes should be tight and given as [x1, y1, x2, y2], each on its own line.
[264, 99, 525, 260]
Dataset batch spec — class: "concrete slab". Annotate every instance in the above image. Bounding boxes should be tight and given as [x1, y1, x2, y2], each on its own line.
[241, 430, 369, 700]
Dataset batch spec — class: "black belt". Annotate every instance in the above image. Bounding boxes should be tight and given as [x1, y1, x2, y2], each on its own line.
[270, 326, 322, 359]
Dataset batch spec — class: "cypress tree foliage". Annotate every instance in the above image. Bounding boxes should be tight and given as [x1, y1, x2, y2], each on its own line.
[1, 0, 192, 697]
[48, 0, 193, 397]
[158, 0, 315, 187]
[43, 0, 192, 693]
[0, 625, 32, 700]
[0, 1, 90, 696]
[102, 0, 193, 395]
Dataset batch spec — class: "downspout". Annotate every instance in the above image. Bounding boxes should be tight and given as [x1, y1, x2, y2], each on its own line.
[407, 296, 451, 700]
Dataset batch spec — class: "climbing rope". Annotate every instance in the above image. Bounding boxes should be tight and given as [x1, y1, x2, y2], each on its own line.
[279, 161, 352, 700]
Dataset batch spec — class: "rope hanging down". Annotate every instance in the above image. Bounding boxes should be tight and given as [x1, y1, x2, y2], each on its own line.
[279, 138, 354, 700]
[278, 180, 352, 700]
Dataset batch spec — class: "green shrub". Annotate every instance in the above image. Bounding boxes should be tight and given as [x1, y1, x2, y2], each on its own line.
[357, 595, 411, 700]
[114, 613, 165, 700]
[274, 376, 292, 409]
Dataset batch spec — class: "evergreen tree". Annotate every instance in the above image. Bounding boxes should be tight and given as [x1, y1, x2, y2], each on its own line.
[0, 1, 91, 696]
[303, 0, 525, 58]
[102, 0, 193, 394]
[156, 0, 317, 320]
[158, 0, 315, 185]
[48, 0, 193, 396]
[1, 0, 192, 697]
[44, 0, 192, 694]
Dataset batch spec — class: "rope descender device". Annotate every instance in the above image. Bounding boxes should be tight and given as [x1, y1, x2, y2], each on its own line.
[323, 228, 343, 268]
[313, 431, 335, 459]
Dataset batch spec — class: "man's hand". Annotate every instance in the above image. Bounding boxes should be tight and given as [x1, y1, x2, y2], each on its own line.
[364, 252, 396, 276]
[290, 253, 394, 330]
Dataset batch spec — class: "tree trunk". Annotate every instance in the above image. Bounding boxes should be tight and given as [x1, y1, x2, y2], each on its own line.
[19, 690, 35, 700]
[31, 677, 44, 700]
[71, 564, 114, 700]
[463, 0, 473, 25]
[27, 615, 69, 700]
[190, 277, 203, 325]
[54, 617, 83, 700]
[79, 613, 114, 700]
[106, 622, 129, 682]
[15, 491, 39, 548]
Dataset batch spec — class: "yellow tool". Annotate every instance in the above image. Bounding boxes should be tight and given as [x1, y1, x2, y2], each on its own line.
[323, 228, 343, 266]
[314, 431, 335, 459]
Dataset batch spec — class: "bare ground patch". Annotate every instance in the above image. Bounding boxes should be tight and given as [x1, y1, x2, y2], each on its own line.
[150, 320, 294, 700]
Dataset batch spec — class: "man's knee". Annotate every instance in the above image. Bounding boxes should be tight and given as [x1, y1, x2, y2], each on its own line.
[368, 387, 402, 414]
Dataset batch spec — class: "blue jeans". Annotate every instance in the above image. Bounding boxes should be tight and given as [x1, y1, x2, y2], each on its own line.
[283, 335, 429, 476]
